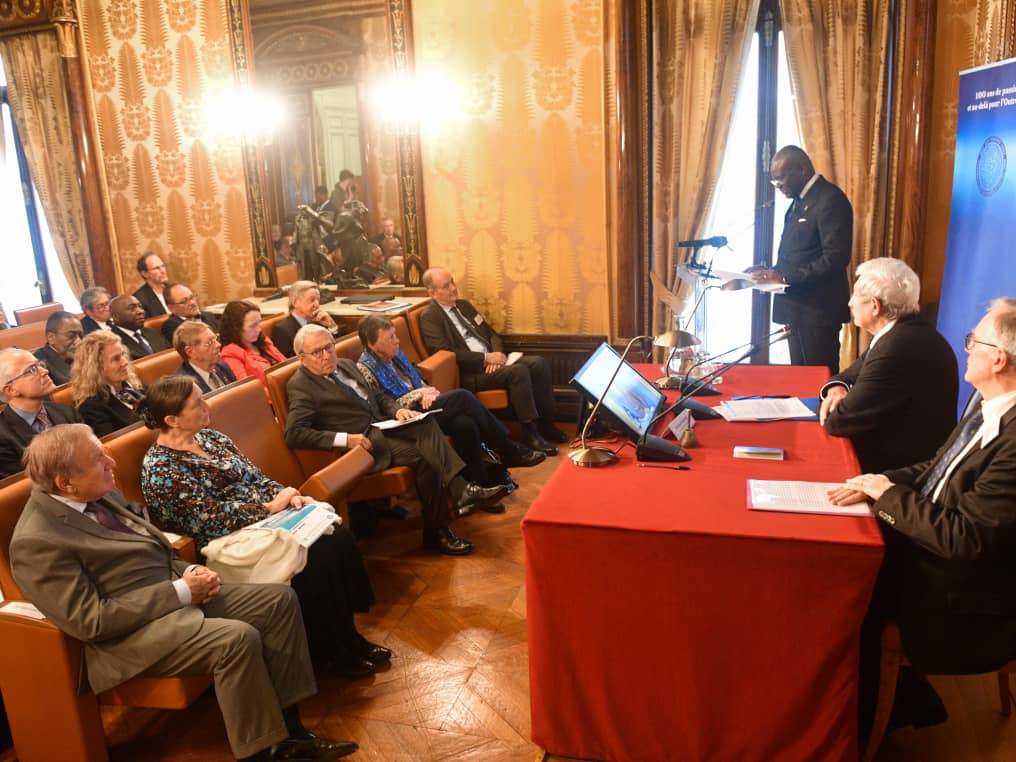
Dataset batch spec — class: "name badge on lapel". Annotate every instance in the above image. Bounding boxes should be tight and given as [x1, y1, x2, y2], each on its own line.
[474, 314, 484, 325]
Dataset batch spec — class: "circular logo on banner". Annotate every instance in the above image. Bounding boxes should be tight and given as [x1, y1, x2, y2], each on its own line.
[976, 136, 1007, 196]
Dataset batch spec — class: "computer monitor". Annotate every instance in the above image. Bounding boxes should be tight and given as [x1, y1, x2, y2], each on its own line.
[571, 342, 666, 441]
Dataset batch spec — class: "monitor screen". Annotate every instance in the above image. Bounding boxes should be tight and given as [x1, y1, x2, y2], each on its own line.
[571, 342, 666, 440]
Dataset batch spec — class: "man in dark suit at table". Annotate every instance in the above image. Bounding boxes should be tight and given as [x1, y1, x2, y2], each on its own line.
[173, 321, 236, 393]
[133, 252, 169, 318]
[819, 258, 958, 472]
[10, 424, 357, 761]
[271, 280, 340, 358]
[750, 145, 853, 373]
[109, 295, 171, 360]
[420, 267, 567, 456]
[32, 311, 83, 386]
[160, 283, 220, 344]
[0, 348, 83, 478]
[832, 296, 1016, 737]
[284, 324, 506, 555]
[80, 287, 113, 334]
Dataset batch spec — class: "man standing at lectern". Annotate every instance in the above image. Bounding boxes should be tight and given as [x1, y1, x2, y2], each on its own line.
[750, 145, 853, 373]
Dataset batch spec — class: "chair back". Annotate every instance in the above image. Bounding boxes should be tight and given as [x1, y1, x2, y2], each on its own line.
[104, 422, 159, 505]
[0, 322, 48, 352]
[0, 473, 34, 600]
[276, 263, 298, 286]
[393, 316, 421, 363]
[144, 314, 169, 333]
[335, 334, 363, 362]
[49, 383, 75, 408]
[132, 348, 181, 386]
[405, 302, 430, 359]
[13, 302, 63, 327]
[261, 312, 286, 338]
[264, 357, 301, 428]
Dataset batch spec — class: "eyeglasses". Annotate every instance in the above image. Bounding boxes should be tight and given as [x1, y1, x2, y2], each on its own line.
[965, 332, 1001, 352]
[299, 341, 335, 360]
[194, 335, 221, 349]
[4, 361, 47, 386]
[170, 295, 197, 306]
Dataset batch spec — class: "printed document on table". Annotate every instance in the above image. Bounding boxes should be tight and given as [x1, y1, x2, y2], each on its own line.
[371, 408, 443, 430]
[748, 480, 871, 517]
[716, 397, 815, 421]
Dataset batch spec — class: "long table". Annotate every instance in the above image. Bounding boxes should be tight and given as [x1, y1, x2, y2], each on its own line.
[521, 364, 884, 762]
[206, 295, 430, 335]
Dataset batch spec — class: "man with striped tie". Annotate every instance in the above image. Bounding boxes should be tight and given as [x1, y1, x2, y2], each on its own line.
[173, 321, 236, 394]
[831, 297, 1016, 738]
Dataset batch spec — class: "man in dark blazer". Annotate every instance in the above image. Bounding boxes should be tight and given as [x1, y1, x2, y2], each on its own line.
[11, 424, 357, 760]
[160, 283, 220, 344]
[284, 324, 506, 555]
[751, 145, 853, 373]
[271, 280, 340, 358]
[832, 297, 1016, 734]
[32, 311, 83, 386]
[109, 295, 171, 360]
[172, 321, 236, 393]
[79, 286, 113, 334]
[132, 252, 169, 317]
[820, 258, 958, 473]
[420, 267, 567, 456]
[0, 348, 82, 478]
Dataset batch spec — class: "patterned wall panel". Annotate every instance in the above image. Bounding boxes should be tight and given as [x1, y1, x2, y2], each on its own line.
[79, 0, 255, 304]
[412, 0, 609, 336]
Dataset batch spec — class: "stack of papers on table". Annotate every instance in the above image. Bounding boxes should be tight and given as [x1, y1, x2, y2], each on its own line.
[747, 480, 871, 517]
[715, 397, 816, 421]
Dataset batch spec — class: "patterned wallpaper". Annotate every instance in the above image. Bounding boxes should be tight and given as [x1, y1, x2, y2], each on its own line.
[78, 0, 255, 304]
[411, 0, 610, 335]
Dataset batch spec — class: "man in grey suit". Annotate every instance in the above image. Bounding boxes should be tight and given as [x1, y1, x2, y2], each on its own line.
[32, 311, 84, 386]
[11, 425, 357, 761]
[0, 348, 83, 478]
[284, 324, 506, 555]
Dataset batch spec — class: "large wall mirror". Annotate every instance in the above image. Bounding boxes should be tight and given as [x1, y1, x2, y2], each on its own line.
[230, 0, 428, 289]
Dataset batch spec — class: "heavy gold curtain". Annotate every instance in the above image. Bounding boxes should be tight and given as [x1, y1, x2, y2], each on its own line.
[781, 0, 892, 367]
[0, 31, 93, 294]
[651, 0, 760, 338]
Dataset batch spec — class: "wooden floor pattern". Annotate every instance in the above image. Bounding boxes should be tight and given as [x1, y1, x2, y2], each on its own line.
[5, 450, 1016, 760]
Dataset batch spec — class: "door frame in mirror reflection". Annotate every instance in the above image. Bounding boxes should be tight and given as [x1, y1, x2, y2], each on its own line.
[226, 0, 428, 289]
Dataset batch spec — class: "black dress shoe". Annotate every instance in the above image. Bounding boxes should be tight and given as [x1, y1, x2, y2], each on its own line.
[538, 424, 570, 443]
[268, 735, 359, 760]
[352, 633, 392, 664]
[423, 526, 476, 555]
[888, 667, 949, 730]
[482, 502, 507, 514]
[456, 482, 508, 515]
[502, 444, 546, 468]
[524, 432, 558, 456]
[328, 646, 375, 680]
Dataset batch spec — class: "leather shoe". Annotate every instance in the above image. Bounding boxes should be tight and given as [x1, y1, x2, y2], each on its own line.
[423, 526, 475, 555]
[264, 735, 359, 760]
[502, 444, 546, 468]
[482, 502, 507, 514]
[352, 633, 392, 664]
[538, 424, 570, 443]
[524, 432, 558, 456]
[456, 482, 508, 515]
[327, 646, 375, 680]
[888, 667, 948, 731]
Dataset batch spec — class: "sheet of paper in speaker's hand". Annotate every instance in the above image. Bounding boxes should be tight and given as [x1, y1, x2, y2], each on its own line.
[371, 408, 443, 430]
[747, 480, 871, 517]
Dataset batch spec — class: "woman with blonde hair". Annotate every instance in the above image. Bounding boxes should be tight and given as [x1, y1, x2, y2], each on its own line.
[72, 330, 145, 436]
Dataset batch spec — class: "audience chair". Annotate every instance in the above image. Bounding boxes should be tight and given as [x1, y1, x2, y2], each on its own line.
[404, 302, 430, 359]
[863, 623, 1016, 762]
[263, 360, 415, 504]
[13, 302, 63, 327]
[260, 312, 287, 338]
[143, 314, 169, 334]
[132, 348, 181, 386]
[276, 263, 298, 286]
[0, 322, 48, 353]
[49, 383, 75, 408]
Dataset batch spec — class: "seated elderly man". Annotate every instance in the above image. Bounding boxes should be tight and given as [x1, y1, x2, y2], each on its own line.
[420, 267, 567, 456]
[272, 280, 340, 358]
[79, 286, 113, 334]
[831, 297, 1016, 737]
[819, 258, 958, 472]
[0, 348, 82, 478]
[10, 424, 357, 761]
[285, 324, 506, 555]
[33, 311, 83, 386]
[357, 315, 544, 498]
[109, 295, 171, 359]
[174, 321, 237, 393]
[160, 283, 220, 344]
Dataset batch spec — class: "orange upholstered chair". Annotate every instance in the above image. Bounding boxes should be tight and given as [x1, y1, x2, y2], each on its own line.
[131, 348, 181, 386]
[0, 322, 48, 352]
[13, 302, 63, 326]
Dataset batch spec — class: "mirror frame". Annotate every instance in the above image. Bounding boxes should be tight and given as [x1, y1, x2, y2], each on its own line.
[225, 0, 428, 289]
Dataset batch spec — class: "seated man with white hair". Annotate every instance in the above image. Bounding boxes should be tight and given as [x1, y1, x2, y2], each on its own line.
[271, 280, 339, 358]
[819, 257, 958, 473]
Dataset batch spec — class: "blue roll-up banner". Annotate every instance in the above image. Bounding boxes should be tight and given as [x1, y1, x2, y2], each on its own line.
[938, 57, 1016, 413]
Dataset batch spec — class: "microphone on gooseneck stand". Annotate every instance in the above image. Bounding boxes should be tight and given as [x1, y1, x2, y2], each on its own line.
[664, 326, 791, 397]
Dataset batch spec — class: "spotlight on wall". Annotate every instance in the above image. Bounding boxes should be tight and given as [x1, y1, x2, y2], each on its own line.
[205, 87, 286, 146]
[371, 67, 462, 135]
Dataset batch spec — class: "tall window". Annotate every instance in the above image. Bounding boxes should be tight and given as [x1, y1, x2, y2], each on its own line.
[0, 59, 79, 316]
[700, 1, 799, 364]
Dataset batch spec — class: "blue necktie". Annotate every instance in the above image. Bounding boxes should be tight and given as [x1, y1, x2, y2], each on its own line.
[919, 409, 984, 498]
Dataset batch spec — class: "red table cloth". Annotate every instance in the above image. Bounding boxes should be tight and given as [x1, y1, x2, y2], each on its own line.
[522, 365, 884, 761]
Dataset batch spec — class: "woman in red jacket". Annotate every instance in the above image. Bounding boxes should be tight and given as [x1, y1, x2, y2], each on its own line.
[218, 301, 286, 393]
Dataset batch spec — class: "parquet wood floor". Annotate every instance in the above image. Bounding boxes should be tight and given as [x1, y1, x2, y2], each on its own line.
[4, 449, 1016, 760]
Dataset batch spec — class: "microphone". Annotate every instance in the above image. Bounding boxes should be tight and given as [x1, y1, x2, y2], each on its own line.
[677, 236, 728, 248]
[659, 327, 791, 395]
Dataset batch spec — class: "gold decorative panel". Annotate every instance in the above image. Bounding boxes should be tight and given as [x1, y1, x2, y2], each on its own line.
[412, 0, 609, 336]
[79, 0, 255, 304]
